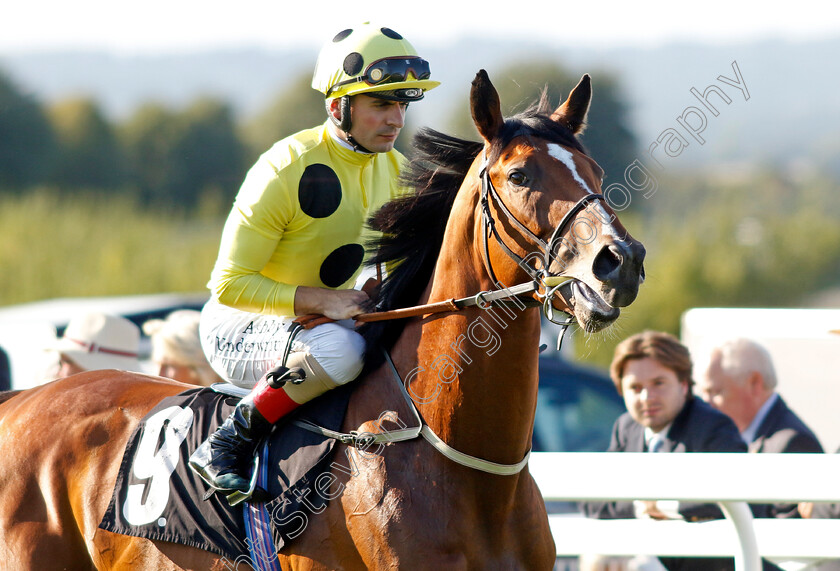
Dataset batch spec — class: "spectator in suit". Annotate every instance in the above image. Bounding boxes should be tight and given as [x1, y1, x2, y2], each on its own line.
[582, 330, 753, 571]
[584, 330, 747, 521]
[696, 337, 823, 518]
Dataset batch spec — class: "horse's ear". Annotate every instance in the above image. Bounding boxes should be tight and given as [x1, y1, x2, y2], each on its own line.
[551, 74, 592, 134]
[470, 69, 504, 142]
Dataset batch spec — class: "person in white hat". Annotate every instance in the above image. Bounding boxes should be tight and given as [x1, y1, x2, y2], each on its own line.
[143, 310, 222, 387]
[52, 312, 142, 377]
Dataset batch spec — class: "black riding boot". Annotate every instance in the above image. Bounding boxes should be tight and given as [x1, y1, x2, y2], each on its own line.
[188, 391, 272, 495]
[188, 366, 304, 499]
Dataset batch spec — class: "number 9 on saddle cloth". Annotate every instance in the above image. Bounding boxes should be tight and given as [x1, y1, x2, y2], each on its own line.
[99, 381, 356, 560]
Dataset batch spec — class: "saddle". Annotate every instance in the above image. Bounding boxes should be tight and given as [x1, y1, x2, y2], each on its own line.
[99, 382, 354, 561]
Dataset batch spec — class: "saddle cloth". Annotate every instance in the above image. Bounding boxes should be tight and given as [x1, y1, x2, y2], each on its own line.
[99, 384, 352, 560]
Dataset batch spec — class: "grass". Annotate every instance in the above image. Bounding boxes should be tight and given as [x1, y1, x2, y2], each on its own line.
[0, 189, 225, 307]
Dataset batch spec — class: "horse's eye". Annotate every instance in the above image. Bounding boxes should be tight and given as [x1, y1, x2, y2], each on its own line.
[508, 170, 528, 186]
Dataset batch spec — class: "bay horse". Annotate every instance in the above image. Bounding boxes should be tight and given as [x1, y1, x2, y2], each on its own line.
[0, 70, 645, 570]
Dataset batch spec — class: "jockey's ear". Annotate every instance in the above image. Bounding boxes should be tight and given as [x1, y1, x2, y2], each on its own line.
[551, 74, 591, 135]
[470, 69, 504, 143]
[327, 98, 342, 122]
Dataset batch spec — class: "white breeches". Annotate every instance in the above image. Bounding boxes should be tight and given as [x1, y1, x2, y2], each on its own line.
[199, 298, 366, 394]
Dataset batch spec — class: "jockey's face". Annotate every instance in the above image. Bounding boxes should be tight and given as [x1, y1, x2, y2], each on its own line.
[346, 94, 407, 153]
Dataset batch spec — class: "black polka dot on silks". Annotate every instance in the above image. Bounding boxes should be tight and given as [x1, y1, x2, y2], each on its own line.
[298, 164, 342, 218]
[320, 244, 365, 288]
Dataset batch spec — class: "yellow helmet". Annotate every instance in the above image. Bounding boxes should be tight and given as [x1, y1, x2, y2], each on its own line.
[312, 23, 440, 102]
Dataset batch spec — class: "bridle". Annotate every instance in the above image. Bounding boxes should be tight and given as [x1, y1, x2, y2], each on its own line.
[477, 151, 608, 326]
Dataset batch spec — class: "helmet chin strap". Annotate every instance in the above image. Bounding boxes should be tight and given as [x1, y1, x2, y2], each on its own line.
[329, 96, 373, 154]
[345, 133, 373, 154]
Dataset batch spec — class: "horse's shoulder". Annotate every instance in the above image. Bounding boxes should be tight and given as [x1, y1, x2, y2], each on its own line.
[341, 362, 405, 429]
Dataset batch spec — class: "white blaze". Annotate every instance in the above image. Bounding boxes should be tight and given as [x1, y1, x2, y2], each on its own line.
[547, 143, 619, 238]
[548, 143, 592, 194]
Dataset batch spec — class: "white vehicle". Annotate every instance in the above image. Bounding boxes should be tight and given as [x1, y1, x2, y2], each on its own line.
[681, 307, 840, 453]
[0, 292, 209, 390]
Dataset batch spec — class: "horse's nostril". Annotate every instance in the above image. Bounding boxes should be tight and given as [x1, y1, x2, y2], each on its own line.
[593, 244, 622, 280]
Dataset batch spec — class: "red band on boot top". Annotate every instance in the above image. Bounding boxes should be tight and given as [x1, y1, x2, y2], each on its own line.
[252, 379, 300, 424]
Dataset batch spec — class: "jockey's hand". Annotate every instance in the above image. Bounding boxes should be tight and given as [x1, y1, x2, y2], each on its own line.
[294, 286, 373, 321]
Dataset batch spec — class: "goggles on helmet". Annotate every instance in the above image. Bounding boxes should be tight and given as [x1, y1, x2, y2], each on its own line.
[326, 56, 431, 98]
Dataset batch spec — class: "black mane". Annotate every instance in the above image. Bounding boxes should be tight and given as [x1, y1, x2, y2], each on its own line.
[359, 95, 585, 367]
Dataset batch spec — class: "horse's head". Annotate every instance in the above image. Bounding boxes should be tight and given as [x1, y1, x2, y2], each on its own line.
[470, 69, 645, 332]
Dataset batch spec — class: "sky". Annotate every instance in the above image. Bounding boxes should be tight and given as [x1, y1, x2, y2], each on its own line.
[3, 0, 840, 55]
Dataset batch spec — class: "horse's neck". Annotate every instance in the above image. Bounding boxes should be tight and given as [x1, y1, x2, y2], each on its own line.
[397, 180, 542, 466]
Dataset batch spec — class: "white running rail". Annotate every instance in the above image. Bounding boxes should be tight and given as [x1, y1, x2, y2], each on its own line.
[529, 452, 840, 571]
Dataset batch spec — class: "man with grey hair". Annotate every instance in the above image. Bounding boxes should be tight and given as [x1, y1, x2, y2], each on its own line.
[697, 337, 823, 517]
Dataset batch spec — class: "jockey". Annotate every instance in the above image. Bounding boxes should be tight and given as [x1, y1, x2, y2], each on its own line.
[189, 23, 439, 499]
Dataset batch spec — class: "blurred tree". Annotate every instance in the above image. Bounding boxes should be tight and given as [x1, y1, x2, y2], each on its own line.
[240, 72, 325, 163]
[444, 61, 637, 185]
[120, 102, 178, 206]
[121, 98, 245, 211]
[172, 98, 245, 210]
[47, 97, 128, 190]
[0, 69, 56, 190]
[577, 72, 638, 188]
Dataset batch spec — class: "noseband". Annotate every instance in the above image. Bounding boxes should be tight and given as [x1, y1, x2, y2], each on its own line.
[478, 154, 607, 323]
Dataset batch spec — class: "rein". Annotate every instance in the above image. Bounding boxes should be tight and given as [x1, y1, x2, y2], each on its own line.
[294, 279, 541, 330]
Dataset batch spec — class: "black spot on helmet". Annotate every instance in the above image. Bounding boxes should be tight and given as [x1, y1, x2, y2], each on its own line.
[380, 28, 403, 40]
[333, 29, 352, 42]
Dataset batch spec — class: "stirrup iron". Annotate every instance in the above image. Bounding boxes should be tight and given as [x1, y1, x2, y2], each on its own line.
[220, 451, 268, 507]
